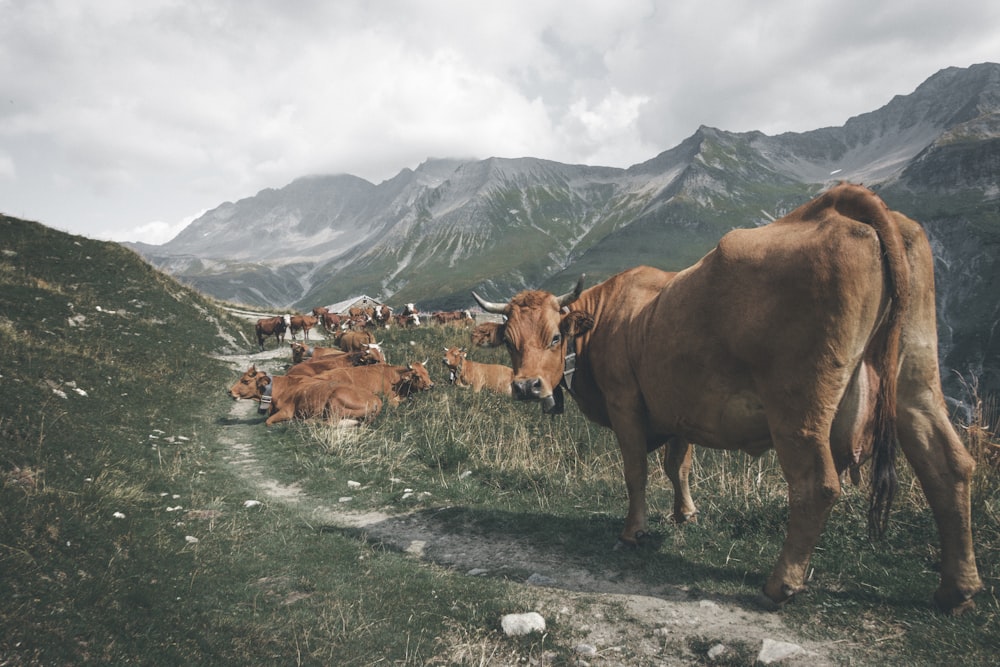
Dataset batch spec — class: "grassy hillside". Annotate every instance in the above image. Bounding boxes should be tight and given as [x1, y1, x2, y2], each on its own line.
[2, 214, 1000, 665]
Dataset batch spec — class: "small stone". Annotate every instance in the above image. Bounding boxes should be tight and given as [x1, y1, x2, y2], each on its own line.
[708, 643, 727, 659]
[574, 644, 597, 656]
[758, 639, 805, 664]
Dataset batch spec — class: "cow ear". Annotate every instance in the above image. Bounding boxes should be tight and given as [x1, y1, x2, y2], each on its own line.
[561, 310, 594, 338]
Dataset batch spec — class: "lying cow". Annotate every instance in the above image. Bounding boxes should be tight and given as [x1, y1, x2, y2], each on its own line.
[290, 342, 345, 364]
[287, 345, 385, 376]
[441, 347, 513, 395]
[229, 362, 434, 425]
[255, 315, 290, 351]
[237, 371, 382, 427]
[472, 183, 982, 615]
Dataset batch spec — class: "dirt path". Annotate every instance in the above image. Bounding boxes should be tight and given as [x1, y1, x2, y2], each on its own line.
[216, 344, 846, 666]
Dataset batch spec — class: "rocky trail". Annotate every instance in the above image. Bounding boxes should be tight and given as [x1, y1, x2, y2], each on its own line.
[215, 339, 847, 666]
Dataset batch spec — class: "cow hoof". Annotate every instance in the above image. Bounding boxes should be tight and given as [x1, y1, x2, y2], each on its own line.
[754, 590, 786, 612]
[933, 587, 980, 616]
[613, 530, 651, 551]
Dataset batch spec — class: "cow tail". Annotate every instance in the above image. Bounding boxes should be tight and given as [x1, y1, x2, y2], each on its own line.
[825, 184, 911, 539]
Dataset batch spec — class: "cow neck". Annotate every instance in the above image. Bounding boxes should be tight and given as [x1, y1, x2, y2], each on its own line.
[393, 372, 417, 398]
[258, 373, 273, 414]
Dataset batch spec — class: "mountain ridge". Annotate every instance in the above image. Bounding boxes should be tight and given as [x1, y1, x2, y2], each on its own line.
[130, 62, 1000, 398]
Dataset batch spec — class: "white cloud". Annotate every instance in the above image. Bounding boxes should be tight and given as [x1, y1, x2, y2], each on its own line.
[1, 0, 998, 243]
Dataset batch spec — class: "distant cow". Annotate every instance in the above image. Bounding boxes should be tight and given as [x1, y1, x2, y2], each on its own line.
[288, 315, 319, 340]
[441, 346, 513, 395]
[433, 310, 475, 327]
[372, 305, 393, 328]
[288, 345, 385, 376]
[471, 322, 503, 347]
[339, 329, 376, 352]
[290, 342, 345, 364]
[473, 183, 982, 615]
[255, 315, 291, 351]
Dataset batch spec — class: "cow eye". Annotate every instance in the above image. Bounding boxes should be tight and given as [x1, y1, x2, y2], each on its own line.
[550, 333, 561, 347]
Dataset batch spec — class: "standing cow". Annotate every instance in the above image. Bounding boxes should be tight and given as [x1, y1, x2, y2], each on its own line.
[472, 183, 981, 615]
[255, 315, 291, 351]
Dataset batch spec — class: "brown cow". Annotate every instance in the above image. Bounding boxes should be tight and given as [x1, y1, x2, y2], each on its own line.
[339, 329, 376, 352]
[433, 310, 475, 326]
[290, 342, 345, 364]
[288, 314, 319, 340]
[441, 346, 513, 395]
[288, 346, 385, 376]
[255, 315, 290, 351]
[229, 362, 431, 424]
[473, 183, 982, 615]
[230, 369, 381, 426]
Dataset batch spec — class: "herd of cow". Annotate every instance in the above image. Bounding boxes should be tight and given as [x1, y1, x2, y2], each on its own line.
[233, 303, 512, 427]
[252, 303, 471, 351]
[230, 184, 983, 616]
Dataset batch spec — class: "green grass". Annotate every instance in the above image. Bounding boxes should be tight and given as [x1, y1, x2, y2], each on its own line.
[3, 213, 1000, 665]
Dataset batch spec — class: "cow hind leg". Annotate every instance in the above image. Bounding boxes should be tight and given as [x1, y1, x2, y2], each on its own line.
[662, 437, 697, 523]
[762, 431, 841, 609]
[896, 394, 982, 615]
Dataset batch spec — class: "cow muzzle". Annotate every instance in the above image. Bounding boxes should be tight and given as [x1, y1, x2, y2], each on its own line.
[512, 378, 544, 402]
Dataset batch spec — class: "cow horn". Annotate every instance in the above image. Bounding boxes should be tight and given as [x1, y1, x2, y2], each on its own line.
[472, 291, 506, 314]
[557, 274, 586, 307]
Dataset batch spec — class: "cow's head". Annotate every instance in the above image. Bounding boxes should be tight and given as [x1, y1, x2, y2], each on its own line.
[230, 365, 265, 399]
[395, 361, 435, 397]
[361, 343, 386, 365]
[472, 275, 588, 413]
[290, 342, 308, 364]
[442, 347, 466, 380]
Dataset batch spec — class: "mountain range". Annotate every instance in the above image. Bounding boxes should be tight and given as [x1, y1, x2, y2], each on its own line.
[131, 62, 1000, 401]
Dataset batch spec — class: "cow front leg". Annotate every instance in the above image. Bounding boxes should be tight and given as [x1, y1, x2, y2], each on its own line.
[663, 437, 697, 523]
[614, 431, 651, 547]
[762, 437, 841, 608]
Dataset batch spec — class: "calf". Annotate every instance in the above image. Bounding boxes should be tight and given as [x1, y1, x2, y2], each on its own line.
[441, 347, 513, 395]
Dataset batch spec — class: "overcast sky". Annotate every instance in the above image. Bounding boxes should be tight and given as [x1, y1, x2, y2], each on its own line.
[2, 0, 998, 245]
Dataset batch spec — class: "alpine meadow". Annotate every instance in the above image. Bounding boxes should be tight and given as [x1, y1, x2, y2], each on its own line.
[5, 62, 1000, 666]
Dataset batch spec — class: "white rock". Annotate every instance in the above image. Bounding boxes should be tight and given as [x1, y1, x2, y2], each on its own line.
[708, 643, 727, 659]
[758, 639, 805, 664]
[185, 535, 199, 544]
[501, 612, 546, 636]
[574, 644, 597, 656]
[243, 500, 262, 508]
[112, 512, 126, 519]
[347, 480, 361, 489]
